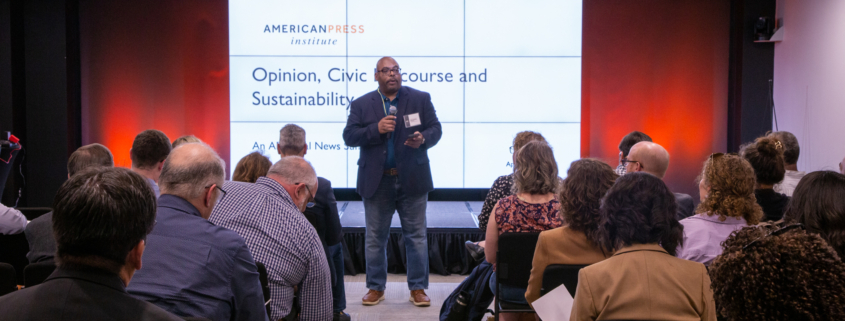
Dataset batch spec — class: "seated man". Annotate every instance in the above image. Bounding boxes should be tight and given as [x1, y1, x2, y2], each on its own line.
[25, 143, 114, 263]
[769, 131, 804, 196]
[127, 143, 267, 321]
[625, 141, 696, 219]
[210, 156, 332, 321]
[130, 129, 172, 198]
[0, 167, 181, 321]
[616, 131, 652, 175]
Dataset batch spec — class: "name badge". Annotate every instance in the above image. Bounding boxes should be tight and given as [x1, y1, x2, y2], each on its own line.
[404, 113, 422, 128]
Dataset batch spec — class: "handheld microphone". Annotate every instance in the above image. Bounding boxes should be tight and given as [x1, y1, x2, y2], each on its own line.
[388, 106, 397, 139]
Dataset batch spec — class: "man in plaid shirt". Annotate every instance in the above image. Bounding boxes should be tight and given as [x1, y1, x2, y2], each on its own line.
[210, 156, 331, 321]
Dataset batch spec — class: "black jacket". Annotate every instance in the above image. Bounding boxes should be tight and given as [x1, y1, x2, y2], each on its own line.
[343, 86, 442, 198]
[303, 177, 343, 246]
[0, 266, 183, 321]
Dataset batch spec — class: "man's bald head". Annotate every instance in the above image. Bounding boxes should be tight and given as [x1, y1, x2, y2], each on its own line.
[627, 141, 670, 179]
[159, 143, 225, 199]
[268, 156, 317, 188]
[376, 56, 397, 70]
[375, 56, 401, 95]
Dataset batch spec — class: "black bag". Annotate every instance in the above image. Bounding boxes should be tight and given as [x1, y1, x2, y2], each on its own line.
[440, 261, 495, 321]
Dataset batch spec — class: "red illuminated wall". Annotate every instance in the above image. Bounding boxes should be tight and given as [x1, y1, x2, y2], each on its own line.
[81, 0, 729, 195]
[582, 0, 730, 196]
[80, 0, 229, 170]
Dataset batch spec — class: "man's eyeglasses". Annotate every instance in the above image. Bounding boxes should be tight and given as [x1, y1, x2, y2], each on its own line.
[620, 159, 642, 169]
[742, 223, 805, 251]
[206, 184, 227, 203]
[378, 67, 401, 74]
[299, 183, 316, 208]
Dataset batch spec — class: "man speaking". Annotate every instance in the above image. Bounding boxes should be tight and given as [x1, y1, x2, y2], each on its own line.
[343, 57, 442, 307]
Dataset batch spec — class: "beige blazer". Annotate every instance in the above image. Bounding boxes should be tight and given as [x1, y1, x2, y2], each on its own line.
[526, 226, 612, 304]
[570, 243, 716, 321]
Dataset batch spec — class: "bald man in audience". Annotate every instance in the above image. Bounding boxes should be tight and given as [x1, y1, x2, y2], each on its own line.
[624, 141, 696, 219]
[127, 143, 267, 321]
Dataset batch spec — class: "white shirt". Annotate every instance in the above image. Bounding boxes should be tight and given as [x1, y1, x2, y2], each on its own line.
[774, 170, 806, 197]
[0, 203, 27, 235]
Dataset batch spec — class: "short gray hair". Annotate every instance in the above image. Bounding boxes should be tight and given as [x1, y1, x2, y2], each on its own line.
[159, 143, 226, 199]
[768, 131, 800, 165]
[268, 156, 317, 187]
[279, 124, 306, 155]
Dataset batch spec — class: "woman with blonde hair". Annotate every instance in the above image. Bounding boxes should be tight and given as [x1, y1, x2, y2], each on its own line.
[676, 153, 762, 266]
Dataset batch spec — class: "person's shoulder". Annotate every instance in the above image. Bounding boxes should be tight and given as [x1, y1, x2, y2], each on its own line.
[25, 212, 52, 233]
[317, 176, 333, 192]
[351, 90, 379, 104]
[402, 86, 430, 98]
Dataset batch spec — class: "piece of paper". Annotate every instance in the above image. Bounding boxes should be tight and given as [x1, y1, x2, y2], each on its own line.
[532, 284, 576, 321]
[404, 113, 422, 127]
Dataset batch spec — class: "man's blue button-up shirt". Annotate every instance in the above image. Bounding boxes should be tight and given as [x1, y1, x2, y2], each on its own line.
[127, 195, 268, 321]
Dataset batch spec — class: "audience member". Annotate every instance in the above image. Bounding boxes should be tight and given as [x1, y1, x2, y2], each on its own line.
[233, 151, 272, 183]
[840, 156, 845, 175]
[624, 141, 696, 219]
[571, 173, 715, 321]
[0, 168, 181, 320]
[616, 131, 652, 175]
[276, 124, 349, 321]
[524, 158, 615, 304]
[676, 153, 762, 266]
[485, 141, 562, 321]
[25, 143, 114, 263]
[171, 134, 202, 148]
[127, 143, 267, 321]
[210, 156, 331, 321]
[769, 131, 804, 196]
[740, 136, 789, 221]
[783, 171, 845, 258]
[468, 131, 547, 261]
[709, 222, 845, 320]
[130, 129, 172, 198]
[0, 203, 26, 235]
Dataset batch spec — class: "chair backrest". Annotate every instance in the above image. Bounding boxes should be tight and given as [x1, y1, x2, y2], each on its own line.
[541, 264, 589, 297]
[0, 262, 16, 296]
[255, 262, 270, 303]
[24, 261, 56, 287]
[496, 232, 540, 288]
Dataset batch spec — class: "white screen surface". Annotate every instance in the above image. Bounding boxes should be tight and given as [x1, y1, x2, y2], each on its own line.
[229, 0, 582, 188]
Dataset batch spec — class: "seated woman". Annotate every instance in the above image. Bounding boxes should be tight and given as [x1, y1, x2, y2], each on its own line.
[676, 153, 762, 266]
[232, 151, 272, 183]
[571, 173, 715, 321]
[709, 222, 845, 320]
[485, 141, 562, 321]
[524, 158, 616, 304]
[783, 171, 845, 257]
[466, 131, 547, 261]
[741, 136, 790, 221]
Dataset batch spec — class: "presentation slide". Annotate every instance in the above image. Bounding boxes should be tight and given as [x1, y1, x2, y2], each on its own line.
[229, 0, 582, 188]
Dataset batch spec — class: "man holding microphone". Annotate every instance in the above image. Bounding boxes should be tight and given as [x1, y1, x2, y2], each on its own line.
[343, 56, 442, 307]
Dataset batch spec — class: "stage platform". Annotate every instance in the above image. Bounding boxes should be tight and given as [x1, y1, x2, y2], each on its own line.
[340, 201, 485, 276]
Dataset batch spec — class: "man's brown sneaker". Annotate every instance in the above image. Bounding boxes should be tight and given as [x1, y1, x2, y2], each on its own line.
[409, 289, 431, 307]
[362, 289, 385, 306]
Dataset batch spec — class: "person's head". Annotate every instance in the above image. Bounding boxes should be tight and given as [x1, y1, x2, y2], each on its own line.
[559, 159, 618, 246]
[278, 124, 307, 157]
[709, 223, 845, 321]
[171, 135, 202, 149]
[130, 129, 172, 181]
[767, 131, 800, 166]
[696, 153, 763, 224]
[52, 167, 156, 282]
[267, 156, 317, 213]
[233, 151, 272, 183]
[840, 156, 845, 175]
[783, 171, 845, 257]
[158, 143, 226, 219]
[598, 172, 683, 255]
[624, 141, 670, 178]
[513, 141, 558, 195]
[375, 57, 401, 95]
[740, 136, 785, 187]
[67, 143, 114, 177]
[618, 131, 652, 159]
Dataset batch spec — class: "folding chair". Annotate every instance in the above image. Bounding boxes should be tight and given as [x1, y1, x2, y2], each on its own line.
[0, 262, 16, 296]
[24, 261, 56, 287]
[494, 232, 540, 321]
[255, 262, 271, 318]
[540, 264, 589, 297]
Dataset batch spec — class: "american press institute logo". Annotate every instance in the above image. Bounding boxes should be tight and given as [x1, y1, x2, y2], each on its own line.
[264, 24, 364, 46]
